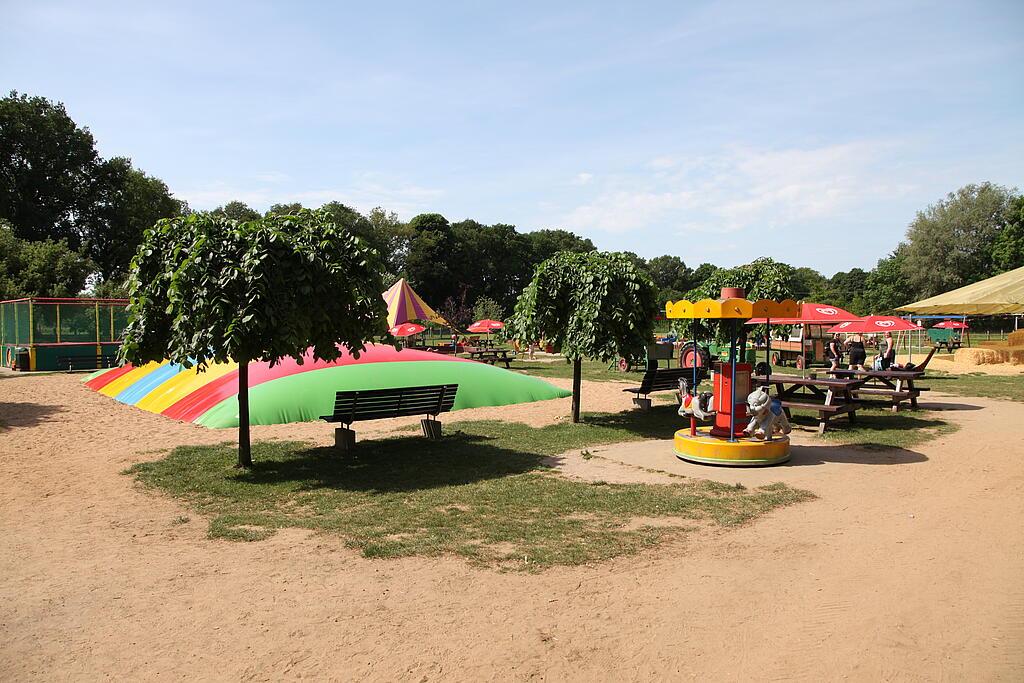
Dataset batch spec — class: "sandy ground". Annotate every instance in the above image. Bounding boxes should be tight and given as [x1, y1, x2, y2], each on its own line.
[2, 371, 1023, 680]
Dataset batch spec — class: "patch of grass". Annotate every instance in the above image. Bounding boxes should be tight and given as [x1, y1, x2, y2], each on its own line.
[923, 371, 1024, 403]
[127, 408, 812, 570]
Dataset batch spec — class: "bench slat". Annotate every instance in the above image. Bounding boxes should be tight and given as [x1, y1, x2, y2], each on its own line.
[321, 384, 458, 424]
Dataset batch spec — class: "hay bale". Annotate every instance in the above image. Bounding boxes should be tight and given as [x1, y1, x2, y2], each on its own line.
[956, 347, 1024, 366]
[1008, 329, 1024, 347]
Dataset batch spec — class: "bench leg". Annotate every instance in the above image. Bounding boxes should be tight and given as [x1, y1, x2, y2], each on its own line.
[421, 418, 442, 440]
[817, 416, 827, 435]
[633, 397, 652, 411]
[335, 427, 356, 451]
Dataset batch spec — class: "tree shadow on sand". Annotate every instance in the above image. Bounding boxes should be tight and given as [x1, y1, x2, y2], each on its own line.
[0, 402, 65, 431]
[231, 434, 547, 493]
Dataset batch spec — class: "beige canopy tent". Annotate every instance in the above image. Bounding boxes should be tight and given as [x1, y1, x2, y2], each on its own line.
[897, 265, 1024, 315]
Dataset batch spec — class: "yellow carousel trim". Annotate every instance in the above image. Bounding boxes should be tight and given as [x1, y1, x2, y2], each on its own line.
[665, 298, 798, 320]
[674, 427, 791, 466]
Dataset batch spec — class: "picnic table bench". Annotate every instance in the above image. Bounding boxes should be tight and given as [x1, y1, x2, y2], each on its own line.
[828, 368, 928, 412]
[319, 384, 458, 450]
[624, 367, 706, 410]
[465, 348, 513, 368]
[58, 354, 120, 372]
[755, 373, 864, 434]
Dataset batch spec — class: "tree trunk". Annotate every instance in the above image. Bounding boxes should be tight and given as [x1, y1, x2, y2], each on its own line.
[571, 358, 582, 423]
[237, 358, 252, 468]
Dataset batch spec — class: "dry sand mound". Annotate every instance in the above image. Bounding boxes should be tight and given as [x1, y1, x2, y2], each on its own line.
[1, 372, 1023, 679]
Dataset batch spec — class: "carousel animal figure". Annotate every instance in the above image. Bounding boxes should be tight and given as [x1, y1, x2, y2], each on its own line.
[743, 387, 791, 440]
[678, 377, 715, 420]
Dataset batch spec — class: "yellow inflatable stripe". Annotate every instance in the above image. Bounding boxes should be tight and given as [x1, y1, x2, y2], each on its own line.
[136, 361, 237, 414]
[98, 361, 167, 397]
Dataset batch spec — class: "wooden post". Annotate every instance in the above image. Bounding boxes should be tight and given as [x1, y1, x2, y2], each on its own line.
[571, 357, 582, 423]
[237, 358, 252, 468]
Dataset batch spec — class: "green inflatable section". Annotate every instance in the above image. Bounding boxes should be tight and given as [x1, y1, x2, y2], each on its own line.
[195, 360, 571, 428]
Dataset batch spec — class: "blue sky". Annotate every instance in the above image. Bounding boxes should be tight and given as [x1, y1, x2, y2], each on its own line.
[4, 0, 1022, 275]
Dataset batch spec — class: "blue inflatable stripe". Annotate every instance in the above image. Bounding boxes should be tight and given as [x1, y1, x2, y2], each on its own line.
[115, 363, 184, 404]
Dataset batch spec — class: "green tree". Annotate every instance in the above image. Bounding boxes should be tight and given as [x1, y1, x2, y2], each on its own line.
[646, 255, 692, 293]
[506, 251, 657, 422]
[990, 195, 1024, 273]
[82, 157, 187, 282]
[367, 207, 412, 279]
[405, 213, 457, 306]
[472, 295, 504, 322]
[121, 209, 388, 467]
[902, 182, 1017, 297]
[213, 201, 261, 222]
[864, 247, 911, 313]
[0, 91, 99, 244]
[686, 262, 720, 291]
[266, 202, 304, 216]
[789, 266, 828, 301]
[0, 220, 92, 299]
[678, 257, 796, 345]
[826, 268, 869, 313]
[525, 229, 595, 263]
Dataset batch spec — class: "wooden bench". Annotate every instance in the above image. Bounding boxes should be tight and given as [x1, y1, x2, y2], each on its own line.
[57, 354, 119, 372]
[319, 384, 458, 450]
[624, 367, 706, 410]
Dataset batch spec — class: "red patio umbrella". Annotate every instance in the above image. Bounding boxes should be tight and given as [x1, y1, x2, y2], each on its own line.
[467, 319, 505, 333]
[389, 322, 426, 338]
[827, 316, 923, 333]
[747, 302, 859, 325]
[933, 320, 969, 329]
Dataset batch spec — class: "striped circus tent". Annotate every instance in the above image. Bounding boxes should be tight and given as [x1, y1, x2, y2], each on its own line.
[382, 278, 448, 328]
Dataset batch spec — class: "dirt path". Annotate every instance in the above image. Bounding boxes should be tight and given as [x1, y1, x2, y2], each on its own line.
[1, 373, 1022, 680]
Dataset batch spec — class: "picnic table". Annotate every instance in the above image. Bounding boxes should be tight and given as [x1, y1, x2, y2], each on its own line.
[828, 368, 928, 412]
[465, 348, 513, 368]
[754, 373, 865, 434]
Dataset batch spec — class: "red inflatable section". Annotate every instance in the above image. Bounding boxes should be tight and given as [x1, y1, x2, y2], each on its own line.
[161, 345, 468, 423]
[84, 363, 136, 391]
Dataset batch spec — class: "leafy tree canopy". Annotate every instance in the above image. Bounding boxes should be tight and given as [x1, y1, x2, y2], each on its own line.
[0, 220, 92, 299]
[122, 208, 389, 466]
[0, 91, 99, 244]
[122, 208, 387, 369]
[213, 201, 261, 222]
[507, 250, 657, 362]
[990, 195, 1024, 273]
[82, 156, 187, 282]
[525, 228, 595, 264]
[677, 257, 797, 342]
[902, 182, 1017, 297]
[472, 295, 504, 322]
[506, 250, 657, 421]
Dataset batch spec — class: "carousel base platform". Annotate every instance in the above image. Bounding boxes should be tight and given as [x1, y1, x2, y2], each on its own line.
[674, 427, 791, 466]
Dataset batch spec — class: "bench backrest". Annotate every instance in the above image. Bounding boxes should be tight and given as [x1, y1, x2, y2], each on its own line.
[326, 384, 458, 425]
[639, 367, 701, 393]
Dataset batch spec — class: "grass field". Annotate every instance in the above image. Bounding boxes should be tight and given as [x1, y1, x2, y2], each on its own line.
[127, 407, 812, 570]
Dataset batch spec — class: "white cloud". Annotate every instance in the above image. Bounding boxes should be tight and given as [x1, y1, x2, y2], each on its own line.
[571, 172, 594, 186]
[560, 141, 911, 236]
